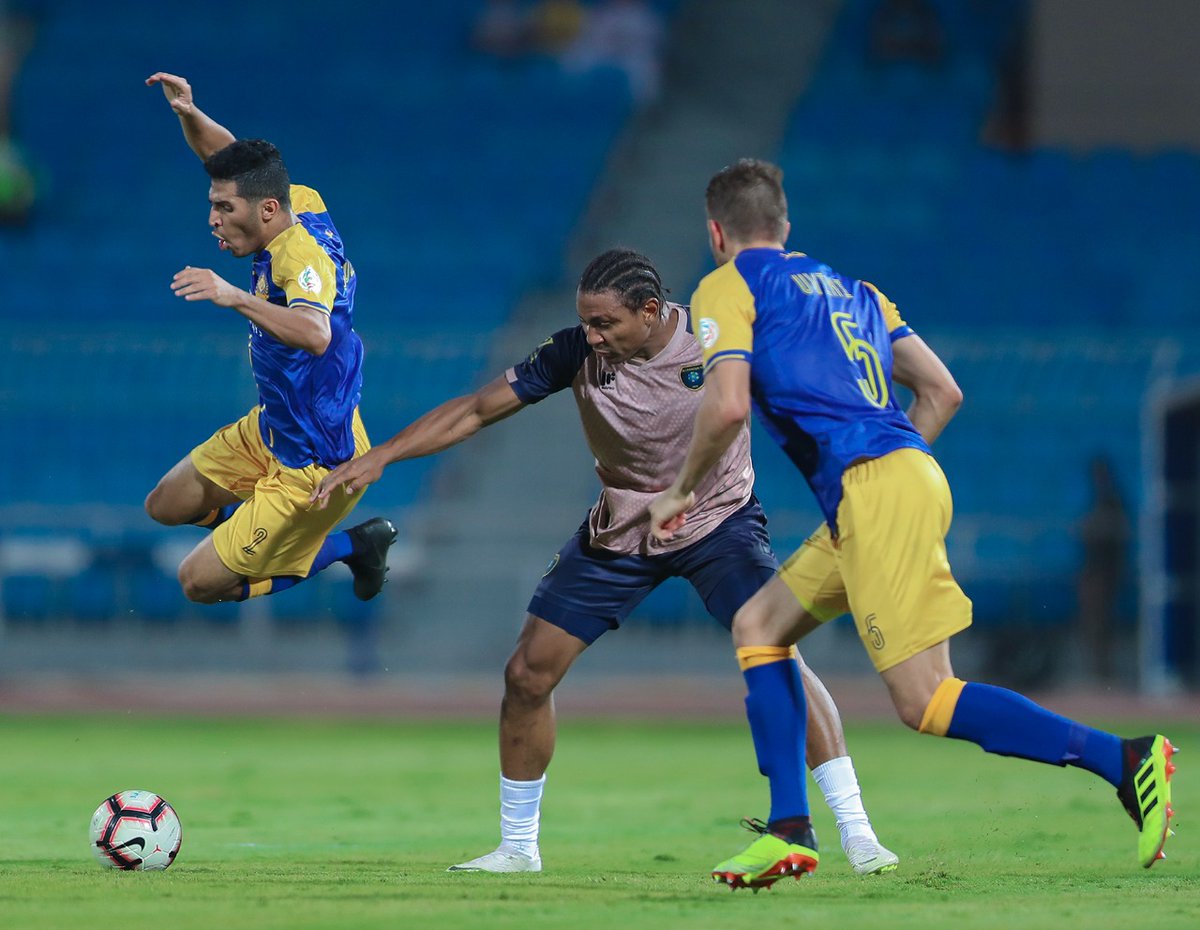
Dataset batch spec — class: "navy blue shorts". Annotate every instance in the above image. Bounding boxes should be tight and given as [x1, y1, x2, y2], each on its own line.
[528, 497, 779, 645]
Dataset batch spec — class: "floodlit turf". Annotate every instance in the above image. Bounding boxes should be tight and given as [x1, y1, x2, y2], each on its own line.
[0, 715, 1195, 930]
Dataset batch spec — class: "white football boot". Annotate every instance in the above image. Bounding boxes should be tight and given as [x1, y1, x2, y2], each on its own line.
[447, 845, 542, 873]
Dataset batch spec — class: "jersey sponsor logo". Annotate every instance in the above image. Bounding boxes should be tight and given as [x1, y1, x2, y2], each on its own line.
[599, 368, 616, 389]
[242, 527, 269, 556]
[297, 265, 323, 295]
[542, 553, 560, 577]
[679, 363, 704, 390]
[699, 317, 719, 349]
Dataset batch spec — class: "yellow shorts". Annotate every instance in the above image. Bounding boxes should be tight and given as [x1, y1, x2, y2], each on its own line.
[190, 406, 371, 578]
[778, 448, 972, 672]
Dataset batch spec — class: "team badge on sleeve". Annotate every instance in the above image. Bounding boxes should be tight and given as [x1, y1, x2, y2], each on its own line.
[297, 266, 323, 295]
[680, 364, 704, 390]
[699, 317, 719, 349]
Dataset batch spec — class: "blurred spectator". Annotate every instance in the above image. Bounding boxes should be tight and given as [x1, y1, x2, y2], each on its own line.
[984, 2, 1032, 152]
[528, 0, 585, 57]
[0, 0, 37, 223]
[1075, 455, 1131, 683]
[867, 0, 945, 68]
[562, 0, 665, 106]
[469, 0, 532, 61]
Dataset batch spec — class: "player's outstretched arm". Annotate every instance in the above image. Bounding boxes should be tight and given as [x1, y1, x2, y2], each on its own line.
[310, 375, 526, 507]
[145, 72, 236, 160]
[892, 334, 962, 445]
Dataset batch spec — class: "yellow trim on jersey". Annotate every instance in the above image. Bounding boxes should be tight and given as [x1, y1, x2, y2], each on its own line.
[863, 281, 908, 333]
[918, 677, 966, 736]
[289, 184, 327, 216]
[736, 645, 792, 671]
[691, 261, 757, 373]
[268, 224, 336, 315]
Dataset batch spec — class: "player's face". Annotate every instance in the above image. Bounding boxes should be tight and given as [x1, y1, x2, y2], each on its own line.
[207, 180, 266, 258]
[577, 290, 659, 364]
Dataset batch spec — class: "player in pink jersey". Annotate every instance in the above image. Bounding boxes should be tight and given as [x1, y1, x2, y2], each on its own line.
[311, 249, 899, 875]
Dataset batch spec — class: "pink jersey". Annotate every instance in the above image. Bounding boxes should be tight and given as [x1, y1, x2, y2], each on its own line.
[506, 304, 754, 555]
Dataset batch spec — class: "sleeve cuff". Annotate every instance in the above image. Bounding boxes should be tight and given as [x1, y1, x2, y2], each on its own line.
[288, 297, 332, 315]
[702, 349, 752, 373]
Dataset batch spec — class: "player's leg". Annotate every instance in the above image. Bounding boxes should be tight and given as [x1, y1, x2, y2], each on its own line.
[449, 525, 659, 874]
[686, 506, 896, 875]
[144, 453, 242, 527]
[879, 639, 1175, 867]
[194, 409, 394, 602]
[448, 615, 590, 874]
[176, 535, 244, 603]
[671, 502, 814, 886]
[845, 450, 1176, 868]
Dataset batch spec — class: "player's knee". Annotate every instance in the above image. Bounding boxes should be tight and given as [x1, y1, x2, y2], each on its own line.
[145, 484, 186, 526]
[144, 486, 171, 524]
[177, 563, 218, 604]
[731, 599, 771, 647]
[503, 654, 555, 706]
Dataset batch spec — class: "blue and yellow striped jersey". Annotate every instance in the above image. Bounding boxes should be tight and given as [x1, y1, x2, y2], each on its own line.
[691, 248, 928, 534]
[248, 185, 363, 469]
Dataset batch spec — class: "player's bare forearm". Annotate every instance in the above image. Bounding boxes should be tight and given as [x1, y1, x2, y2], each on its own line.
[892, 334, 962, 444]
[673, 359, 750, 495]
[379, 377, 524, 463]
[651, 361, 748, 540]
[230, 292, 331, 355]
[906, 392, 960, 445]
[146, 73, 235, 160]
[178, 106, 236, 161]
[310, 378, 524, 507]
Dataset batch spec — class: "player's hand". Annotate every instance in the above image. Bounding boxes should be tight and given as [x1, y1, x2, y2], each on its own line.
[171, 266, 242, 307]
[649, 485, 695, 542]
[310, 448, 388, 509]
[145, 72, 195, 116]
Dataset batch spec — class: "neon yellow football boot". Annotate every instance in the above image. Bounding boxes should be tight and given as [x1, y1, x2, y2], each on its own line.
[711, 818, 819, 891]
[1116, 734, 1177, 868]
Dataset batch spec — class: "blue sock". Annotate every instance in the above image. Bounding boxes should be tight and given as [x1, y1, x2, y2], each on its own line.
[239, 532, 355, 600]
[311, 531, 354, 571]
[742, 658, 809, 822]
[948, 682, 1123, 786]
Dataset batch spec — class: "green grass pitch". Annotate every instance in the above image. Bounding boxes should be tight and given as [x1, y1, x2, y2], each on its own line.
[0, 715, 1195, 930]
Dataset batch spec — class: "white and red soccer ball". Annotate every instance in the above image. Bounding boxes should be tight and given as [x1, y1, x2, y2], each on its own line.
[89, 789, 182, 871]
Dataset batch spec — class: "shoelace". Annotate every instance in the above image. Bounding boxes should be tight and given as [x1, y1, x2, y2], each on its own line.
[739, 817, 770, 836]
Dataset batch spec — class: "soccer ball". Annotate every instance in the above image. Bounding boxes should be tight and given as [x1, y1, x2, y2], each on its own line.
[89, 789, 182, 871]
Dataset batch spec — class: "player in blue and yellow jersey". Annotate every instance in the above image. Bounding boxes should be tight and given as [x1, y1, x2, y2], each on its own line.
[650, 159, 1176, 886]
[142, 73, 396, 605]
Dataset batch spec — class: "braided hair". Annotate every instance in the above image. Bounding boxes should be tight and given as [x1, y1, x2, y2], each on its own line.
[578, 248, 668, 318]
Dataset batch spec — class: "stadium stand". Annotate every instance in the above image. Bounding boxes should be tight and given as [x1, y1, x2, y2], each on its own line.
[0, 0, 651, 627]
[765, 0, 1200, 636]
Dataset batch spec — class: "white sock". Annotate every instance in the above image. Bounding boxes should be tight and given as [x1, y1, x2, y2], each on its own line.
[499, 774, 545, 858]
[811, 756, 875, 846]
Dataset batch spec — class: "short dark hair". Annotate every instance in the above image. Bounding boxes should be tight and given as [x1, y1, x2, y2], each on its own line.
[705, 158, 788, 243]
[204, 139, 291, 209]
[578, 248, 667, 314]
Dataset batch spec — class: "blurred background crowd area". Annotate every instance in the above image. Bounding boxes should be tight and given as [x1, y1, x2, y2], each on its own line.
[1, 0, 1198, 694]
